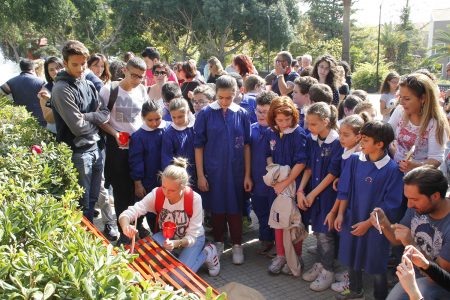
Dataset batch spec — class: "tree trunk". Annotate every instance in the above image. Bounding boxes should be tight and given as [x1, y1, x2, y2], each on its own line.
[342, 0, 351, 63]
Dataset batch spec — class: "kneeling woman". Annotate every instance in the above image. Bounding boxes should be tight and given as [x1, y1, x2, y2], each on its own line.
[118, 157, 220, 276]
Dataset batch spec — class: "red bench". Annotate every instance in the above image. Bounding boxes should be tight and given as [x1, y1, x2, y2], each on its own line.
[80, 217, 220, 298]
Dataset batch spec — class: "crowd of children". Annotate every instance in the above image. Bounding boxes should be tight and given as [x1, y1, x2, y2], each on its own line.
[16, 43, 450, 300]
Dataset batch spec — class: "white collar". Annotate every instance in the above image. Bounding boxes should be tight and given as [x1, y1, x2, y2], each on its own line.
[342, 145, 359, 159]
[311, 129, 339, 144]
[170, 113, 195, 131]
[141, 120, 167, 131]
[279, 124, 299, 134]
[358, 152, 391, 169]
[209, 100, 240, 112]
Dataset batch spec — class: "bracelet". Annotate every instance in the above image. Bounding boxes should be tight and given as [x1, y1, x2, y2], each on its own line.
[177, 240, 183, 248]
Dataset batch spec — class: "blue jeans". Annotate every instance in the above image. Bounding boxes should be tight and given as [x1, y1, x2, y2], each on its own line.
[317, 232, 335, 271]
[152, 232, 206, 273]
[72, 149, 103, 222]
[387, 277, 450, 300]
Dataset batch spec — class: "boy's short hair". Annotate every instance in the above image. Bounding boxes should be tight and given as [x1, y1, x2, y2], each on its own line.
[294, 76, 319, 94]
[360, 121, 394, 150]
[141, 47, 160, 60]
[309, 83, 332, 104]
[193, 85, 215, 101]
[299, 66, 313, 77]
[109, 60, 126, 81]
[227, 72, 243, 89]
[244, 75, 265, 92]
[161, 82, 182, 103]
[256, 90, 277, 106]
[61, 40, 89, 61]
[127, 57, 147, 71]
[19, 59, 34, 72]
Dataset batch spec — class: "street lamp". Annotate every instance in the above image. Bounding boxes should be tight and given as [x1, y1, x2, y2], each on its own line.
[376, 0, 383, 92]
[267, 14, 271, 72]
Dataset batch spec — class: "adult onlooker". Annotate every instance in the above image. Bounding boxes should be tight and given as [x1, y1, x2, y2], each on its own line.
[148, 63, 170, 108]
[1, 59, 46, 126]
[301, 54, 312, 69]
[272, 51, 299, 97]
[338, 60, 352, 90]
[336, 66, 350, 102]
[51, 40, 109, 222]
[179, 60, 202, 112]
[312, 55, 340, 107]
[141, 47, 178, 86]
[207, 56, 227, 84]
[233, 54, 257, 82]
[389, 73, 450, 173]
[379, 71, 400, 122]
[371, 167, 450, 300]
[99, 57, 150, 244]
[37, 56, 64, 133]
[88, 53, 111, 85]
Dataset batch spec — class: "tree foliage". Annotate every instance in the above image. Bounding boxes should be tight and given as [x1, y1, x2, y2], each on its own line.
[302, 0, 344, 39]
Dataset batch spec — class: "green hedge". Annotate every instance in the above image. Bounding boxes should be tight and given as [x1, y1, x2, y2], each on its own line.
[0, 98, 224, 299]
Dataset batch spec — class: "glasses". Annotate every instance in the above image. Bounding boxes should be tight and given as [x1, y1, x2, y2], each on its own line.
[130, 73, 145, 80]
[193, 100, 209, 106]
[154, 71, 167, 76]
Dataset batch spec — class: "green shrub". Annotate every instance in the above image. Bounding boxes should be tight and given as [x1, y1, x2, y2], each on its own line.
[0, 99, 224, 299]
[352, 61, 392, 93]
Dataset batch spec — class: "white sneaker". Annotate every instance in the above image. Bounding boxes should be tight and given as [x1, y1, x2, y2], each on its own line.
[302, 262, 323, 282]
[215, 242, 224, 258]
[331, 279, 350, 293]
[310, 269, 334, 292]
[268, 256, 286, 274]
[204, 244, 220, 277]
[232, 244, 244, 265]
[335, 270, 349, 282]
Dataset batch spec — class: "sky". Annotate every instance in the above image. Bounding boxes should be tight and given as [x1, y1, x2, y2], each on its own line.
[351, 0, 450, 26]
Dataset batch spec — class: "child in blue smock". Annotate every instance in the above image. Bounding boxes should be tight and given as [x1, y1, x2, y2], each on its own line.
[265, 96, 308, 275]
[161, 98, 196, 184]
[129, 100, 169, 232]
[334, 121, 403, 300]
[250, 91, 278, 255]
[297, 102, 343, 291]
[322, 114, 365, 293]
[194, 75, 252, 265]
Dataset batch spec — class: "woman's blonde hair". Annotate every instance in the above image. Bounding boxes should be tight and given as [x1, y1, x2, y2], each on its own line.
[159, 157, 190, 189]
[399, 73, 450, 145]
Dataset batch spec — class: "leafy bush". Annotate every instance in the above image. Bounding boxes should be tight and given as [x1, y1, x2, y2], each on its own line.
[0, 99, 223, 299]
[352, 61, 393, 93]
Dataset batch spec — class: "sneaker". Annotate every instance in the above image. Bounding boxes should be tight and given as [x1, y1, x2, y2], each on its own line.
[307, 245, 318, 254]
[335, 270, 349, 282]
[310, 268, 334, 292]
[103, 224, 119, 241]
[335, 289, 365, 299]
[204, 244, 220, 276]
[332, 279, 350, 293]
[302, 262, 323, 282]
[268, 256, 286, 274]
[116, 234, 131, 247]
[215, 242, 224, 258]
[138, 227, 150, 239]
[232, 244, 244, 265]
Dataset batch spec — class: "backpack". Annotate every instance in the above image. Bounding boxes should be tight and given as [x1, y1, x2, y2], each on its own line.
[153, 186, 194, 233]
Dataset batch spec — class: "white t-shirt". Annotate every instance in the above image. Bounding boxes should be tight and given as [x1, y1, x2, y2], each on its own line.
[99, 83, 148, 133]
[389, 105, 446, 163]
[119, 188, 204, 246]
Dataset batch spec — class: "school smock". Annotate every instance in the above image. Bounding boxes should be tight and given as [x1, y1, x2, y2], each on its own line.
[336, 145, 360, 196]
[337, 152, 403, 274]
[161, 114, 196, 184]
[194, 101, 251, 214]
[306, 130, 343, 233]
[250, 122, 271, 196]
[129, 121, 170, 191]
[240, 93, 257, 124]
